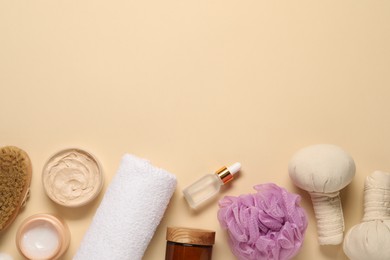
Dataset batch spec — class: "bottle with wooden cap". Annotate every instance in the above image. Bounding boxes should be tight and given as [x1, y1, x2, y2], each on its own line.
[183, 163, 241, 209]
[165, 227, 215, 260]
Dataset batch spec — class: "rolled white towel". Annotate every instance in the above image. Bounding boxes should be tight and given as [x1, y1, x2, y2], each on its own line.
[74, 154, 177, 260]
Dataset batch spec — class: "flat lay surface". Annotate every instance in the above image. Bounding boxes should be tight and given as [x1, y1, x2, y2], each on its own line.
[1, 1, 390, 259]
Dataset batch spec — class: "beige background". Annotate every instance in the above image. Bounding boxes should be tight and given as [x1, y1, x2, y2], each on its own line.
[1, 1, 390, 259]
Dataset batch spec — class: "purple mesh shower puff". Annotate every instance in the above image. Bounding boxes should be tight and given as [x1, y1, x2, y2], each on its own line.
[218, 183, 308, 260]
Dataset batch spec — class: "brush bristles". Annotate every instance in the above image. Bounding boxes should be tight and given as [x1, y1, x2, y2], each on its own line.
[0, 146, 31, 231]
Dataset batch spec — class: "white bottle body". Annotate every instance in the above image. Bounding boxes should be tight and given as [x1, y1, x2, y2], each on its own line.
[183, 174, 223, 209]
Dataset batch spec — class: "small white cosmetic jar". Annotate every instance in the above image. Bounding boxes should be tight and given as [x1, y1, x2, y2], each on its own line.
[16, 214, 70, 260]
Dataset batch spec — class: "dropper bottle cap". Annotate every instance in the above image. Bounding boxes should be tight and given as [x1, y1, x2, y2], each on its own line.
[216, 162, 241, 184]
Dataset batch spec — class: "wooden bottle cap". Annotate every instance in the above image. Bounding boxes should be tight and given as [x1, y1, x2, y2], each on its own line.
[166, 227, 216, 246]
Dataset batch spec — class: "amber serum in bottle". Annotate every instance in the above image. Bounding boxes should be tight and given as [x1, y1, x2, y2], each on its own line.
[165, 227, 215, 260]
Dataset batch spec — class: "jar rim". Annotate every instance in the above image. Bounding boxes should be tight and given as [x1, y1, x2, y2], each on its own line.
[166, 227, 215, 246]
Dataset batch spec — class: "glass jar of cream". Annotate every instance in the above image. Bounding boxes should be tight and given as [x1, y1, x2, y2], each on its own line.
[165, 227, 215, 260]
[16, 214, 70, 260]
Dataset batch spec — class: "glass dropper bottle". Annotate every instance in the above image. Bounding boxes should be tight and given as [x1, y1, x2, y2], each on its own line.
[183, 163, 241, 209]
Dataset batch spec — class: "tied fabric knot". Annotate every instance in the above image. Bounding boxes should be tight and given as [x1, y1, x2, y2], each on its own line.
[218, 183, 308, 260]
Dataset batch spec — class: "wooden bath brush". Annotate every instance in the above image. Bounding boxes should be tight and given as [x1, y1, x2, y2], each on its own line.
[0, 146, 32, 232]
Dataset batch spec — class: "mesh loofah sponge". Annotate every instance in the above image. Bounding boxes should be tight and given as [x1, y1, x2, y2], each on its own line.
[0, 146, 32, 232]
[218, 183, 308, 260]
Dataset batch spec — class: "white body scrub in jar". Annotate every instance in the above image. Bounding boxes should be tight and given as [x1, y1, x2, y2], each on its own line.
[42, 148, 103, 207]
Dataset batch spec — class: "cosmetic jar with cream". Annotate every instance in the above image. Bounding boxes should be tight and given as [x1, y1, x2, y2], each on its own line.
[42, 148, 103, 207]
[16, 214, 70, 260]
[165, 227, 215, 260]
[0, 253, 13, 260]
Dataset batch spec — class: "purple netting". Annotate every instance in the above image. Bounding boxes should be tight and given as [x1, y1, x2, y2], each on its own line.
[218, 183, 308, 260]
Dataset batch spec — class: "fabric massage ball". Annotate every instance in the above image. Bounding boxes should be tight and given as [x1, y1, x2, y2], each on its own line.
[343, 171, 390, 260]
[288, 144, 355, 245]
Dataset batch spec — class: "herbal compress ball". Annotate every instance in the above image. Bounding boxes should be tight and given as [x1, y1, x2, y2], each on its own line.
[343, 171, 390, 260]
[288, 144, 355, 245]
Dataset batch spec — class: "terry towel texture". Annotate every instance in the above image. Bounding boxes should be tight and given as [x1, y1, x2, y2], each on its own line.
[74, 154, 177, 260]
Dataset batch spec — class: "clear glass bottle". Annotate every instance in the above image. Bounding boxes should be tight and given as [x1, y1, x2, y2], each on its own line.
[183, 163, 241, 209]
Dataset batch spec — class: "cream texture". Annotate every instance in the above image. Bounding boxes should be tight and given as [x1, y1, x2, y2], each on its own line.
[43, 149, 102, 207]
[21, 221, 59, 259]
[0, 253, 13, 260]
[343, 171, 390, 260]
[288, 144, 355, 245]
